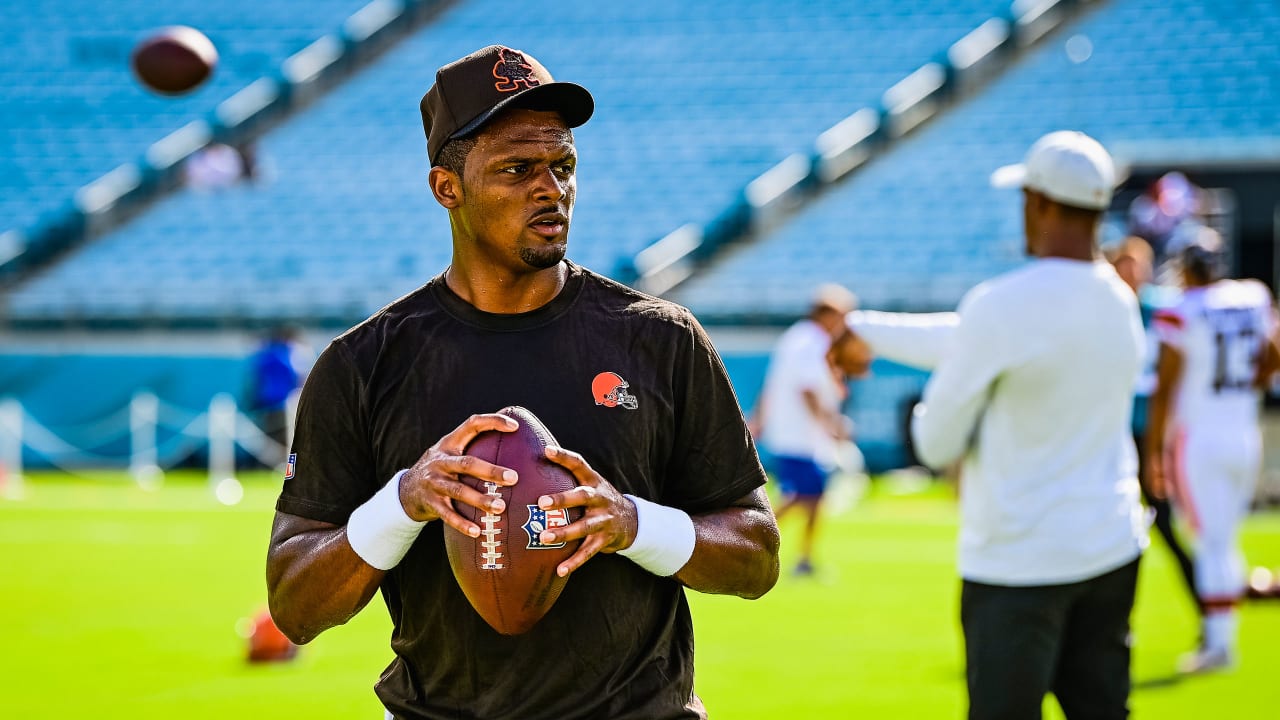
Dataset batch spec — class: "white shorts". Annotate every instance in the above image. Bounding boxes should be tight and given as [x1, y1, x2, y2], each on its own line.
[1169, 425, 1260, 542]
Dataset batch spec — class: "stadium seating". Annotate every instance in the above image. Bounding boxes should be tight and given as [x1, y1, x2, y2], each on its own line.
[3, 0, 1009, 324]
[670, 0, 1280, 318]
[0, 0, 374, 239]
[9, 0, 1279, 470]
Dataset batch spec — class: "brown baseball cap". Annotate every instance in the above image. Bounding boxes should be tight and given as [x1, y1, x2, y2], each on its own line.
[420, 45, 594, 165]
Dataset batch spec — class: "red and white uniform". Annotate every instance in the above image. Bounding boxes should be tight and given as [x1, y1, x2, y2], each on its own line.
[1154, 279, 1275, 601]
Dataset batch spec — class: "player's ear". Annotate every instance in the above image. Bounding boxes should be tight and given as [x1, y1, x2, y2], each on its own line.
[1026, 189, 1051, 217]
[429, 166, 463, 209]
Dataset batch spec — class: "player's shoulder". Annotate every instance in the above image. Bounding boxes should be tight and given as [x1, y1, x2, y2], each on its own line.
[325, 281, 439, 366]
[1154, 287, 1194, 326]
[1233, 278, 1274, 306]
[578, 263, 700, 330]
[969, 258, 1082, 299]
[1198, 278, 1270, 311]
[955, 263, 1034, 313]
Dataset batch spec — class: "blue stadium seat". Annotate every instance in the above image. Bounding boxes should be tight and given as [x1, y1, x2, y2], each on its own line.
[4, 0, 1008, 322]
[0, 0, 374, 235]
[671, 0, 1280, 318]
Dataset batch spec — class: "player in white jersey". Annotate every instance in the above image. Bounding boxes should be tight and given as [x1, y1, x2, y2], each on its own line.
[754, 284, 858, 576]
[1147, 227, 1280, 673]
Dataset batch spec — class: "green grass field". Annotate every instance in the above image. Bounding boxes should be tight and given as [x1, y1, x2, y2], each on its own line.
[2, 470, 1278, 718]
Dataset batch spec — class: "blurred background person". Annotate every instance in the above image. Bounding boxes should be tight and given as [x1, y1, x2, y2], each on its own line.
[185, 141, 265, 191]
[245, 325, 313, 466]
[1146, 228, 1280, 673]
[753, 284, 858, 576]
[1127, 170, 1202, 260]
[1107, 235, 1201, 619]
[851, 131, 1148, 717]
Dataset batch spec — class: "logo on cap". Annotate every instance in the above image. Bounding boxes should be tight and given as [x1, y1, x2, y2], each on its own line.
[493, 48, 540, 93]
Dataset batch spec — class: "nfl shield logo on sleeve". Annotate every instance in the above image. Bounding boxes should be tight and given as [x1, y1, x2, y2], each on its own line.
[284, 453, 296, 480]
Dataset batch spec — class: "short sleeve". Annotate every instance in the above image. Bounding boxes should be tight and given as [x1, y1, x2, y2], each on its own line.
[662, 314, 767, 514]
[1152, 307, 1187, 350]
[275, 340, 380, 524]
[791, 341, 832, 393]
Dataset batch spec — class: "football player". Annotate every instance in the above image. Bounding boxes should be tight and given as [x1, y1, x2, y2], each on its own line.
[1147, 226, 1280, 673]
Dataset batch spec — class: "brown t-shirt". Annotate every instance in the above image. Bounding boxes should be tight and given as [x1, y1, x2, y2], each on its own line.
[276, 262, 766, 720]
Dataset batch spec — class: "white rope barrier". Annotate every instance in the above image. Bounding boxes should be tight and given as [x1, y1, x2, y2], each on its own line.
[130, 392, 162, 489]
[207, 393, 238, 491]
[154, 396, 205, 430]
[234, 414, 289, 469]
[0, 393, 296, 500]
[1, 398, 24, 499]
[24, 403, 133, 449]
[19, 412, 124, 467]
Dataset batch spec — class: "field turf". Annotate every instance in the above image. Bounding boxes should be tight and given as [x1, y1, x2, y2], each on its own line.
[1, 470, 1277, 718]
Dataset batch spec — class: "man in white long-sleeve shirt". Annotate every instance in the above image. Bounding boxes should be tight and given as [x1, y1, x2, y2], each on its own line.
[849, 131, 1148, 719]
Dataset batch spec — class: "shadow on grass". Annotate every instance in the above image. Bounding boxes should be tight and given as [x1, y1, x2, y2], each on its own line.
[1132, 673, 1183, 690]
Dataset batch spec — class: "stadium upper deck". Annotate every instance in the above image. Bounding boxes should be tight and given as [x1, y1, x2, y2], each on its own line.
[670, 0, 1280, 318]
[3, 0, 1007, 324]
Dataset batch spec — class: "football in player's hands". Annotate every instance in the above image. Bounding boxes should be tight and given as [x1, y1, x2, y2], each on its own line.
[443, 406, 581, 634]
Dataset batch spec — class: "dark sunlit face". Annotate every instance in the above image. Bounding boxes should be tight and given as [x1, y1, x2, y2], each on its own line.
[451, 109, 577, 271]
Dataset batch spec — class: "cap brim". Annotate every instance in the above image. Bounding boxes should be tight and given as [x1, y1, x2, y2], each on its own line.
[990, 163, 1026, 189]
[452, 82, 595, 141]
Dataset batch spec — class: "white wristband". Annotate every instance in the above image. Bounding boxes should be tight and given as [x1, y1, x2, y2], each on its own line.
[617, 494, 696, 577]
[346, 470, 427, 571]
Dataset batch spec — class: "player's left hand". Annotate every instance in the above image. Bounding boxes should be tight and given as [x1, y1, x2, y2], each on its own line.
[537, 445, 639, 577]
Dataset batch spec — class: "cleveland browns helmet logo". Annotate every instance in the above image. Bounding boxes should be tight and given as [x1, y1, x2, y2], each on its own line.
[492, 48, 540, 93]
[592, 371, 638, 410]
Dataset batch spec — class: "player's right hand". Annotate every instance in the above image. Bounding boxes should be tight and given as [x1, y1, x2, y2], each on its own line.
[399, 413, 520, 537]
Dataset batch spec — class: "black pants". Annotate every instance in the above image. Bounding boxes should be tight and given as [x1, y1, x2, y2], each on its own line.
[962, 558, 1140, 720]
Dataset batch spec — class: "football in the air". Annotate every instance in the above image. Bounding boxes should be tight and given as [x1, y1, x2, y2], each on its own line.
[131, 26, 218, 96]
[444, 406, 582, 635]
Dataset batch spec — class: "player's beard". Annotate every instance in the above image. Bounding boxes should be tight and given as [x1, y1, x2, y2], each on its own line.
[520, 240, 567, 269]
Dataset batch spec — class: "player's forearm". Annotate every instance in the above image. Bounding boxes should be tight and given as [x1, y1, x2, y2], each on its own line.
[1144, 391, 1170, 466]
[802, 389, 840, 437]
[1256, 332, 1280, 388]
[846, 310, 959, 370]
[673, 503, 780, 599]
[267, 522, 385, 645]
[911, 390, 985, 469]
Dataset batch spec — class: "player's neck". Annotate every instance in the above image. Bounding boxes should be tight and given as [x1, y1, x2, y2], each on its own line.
[1035, 229, 1096, 262]
[444, 261, 568, 314]
[1038, 248, 1095, 262]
